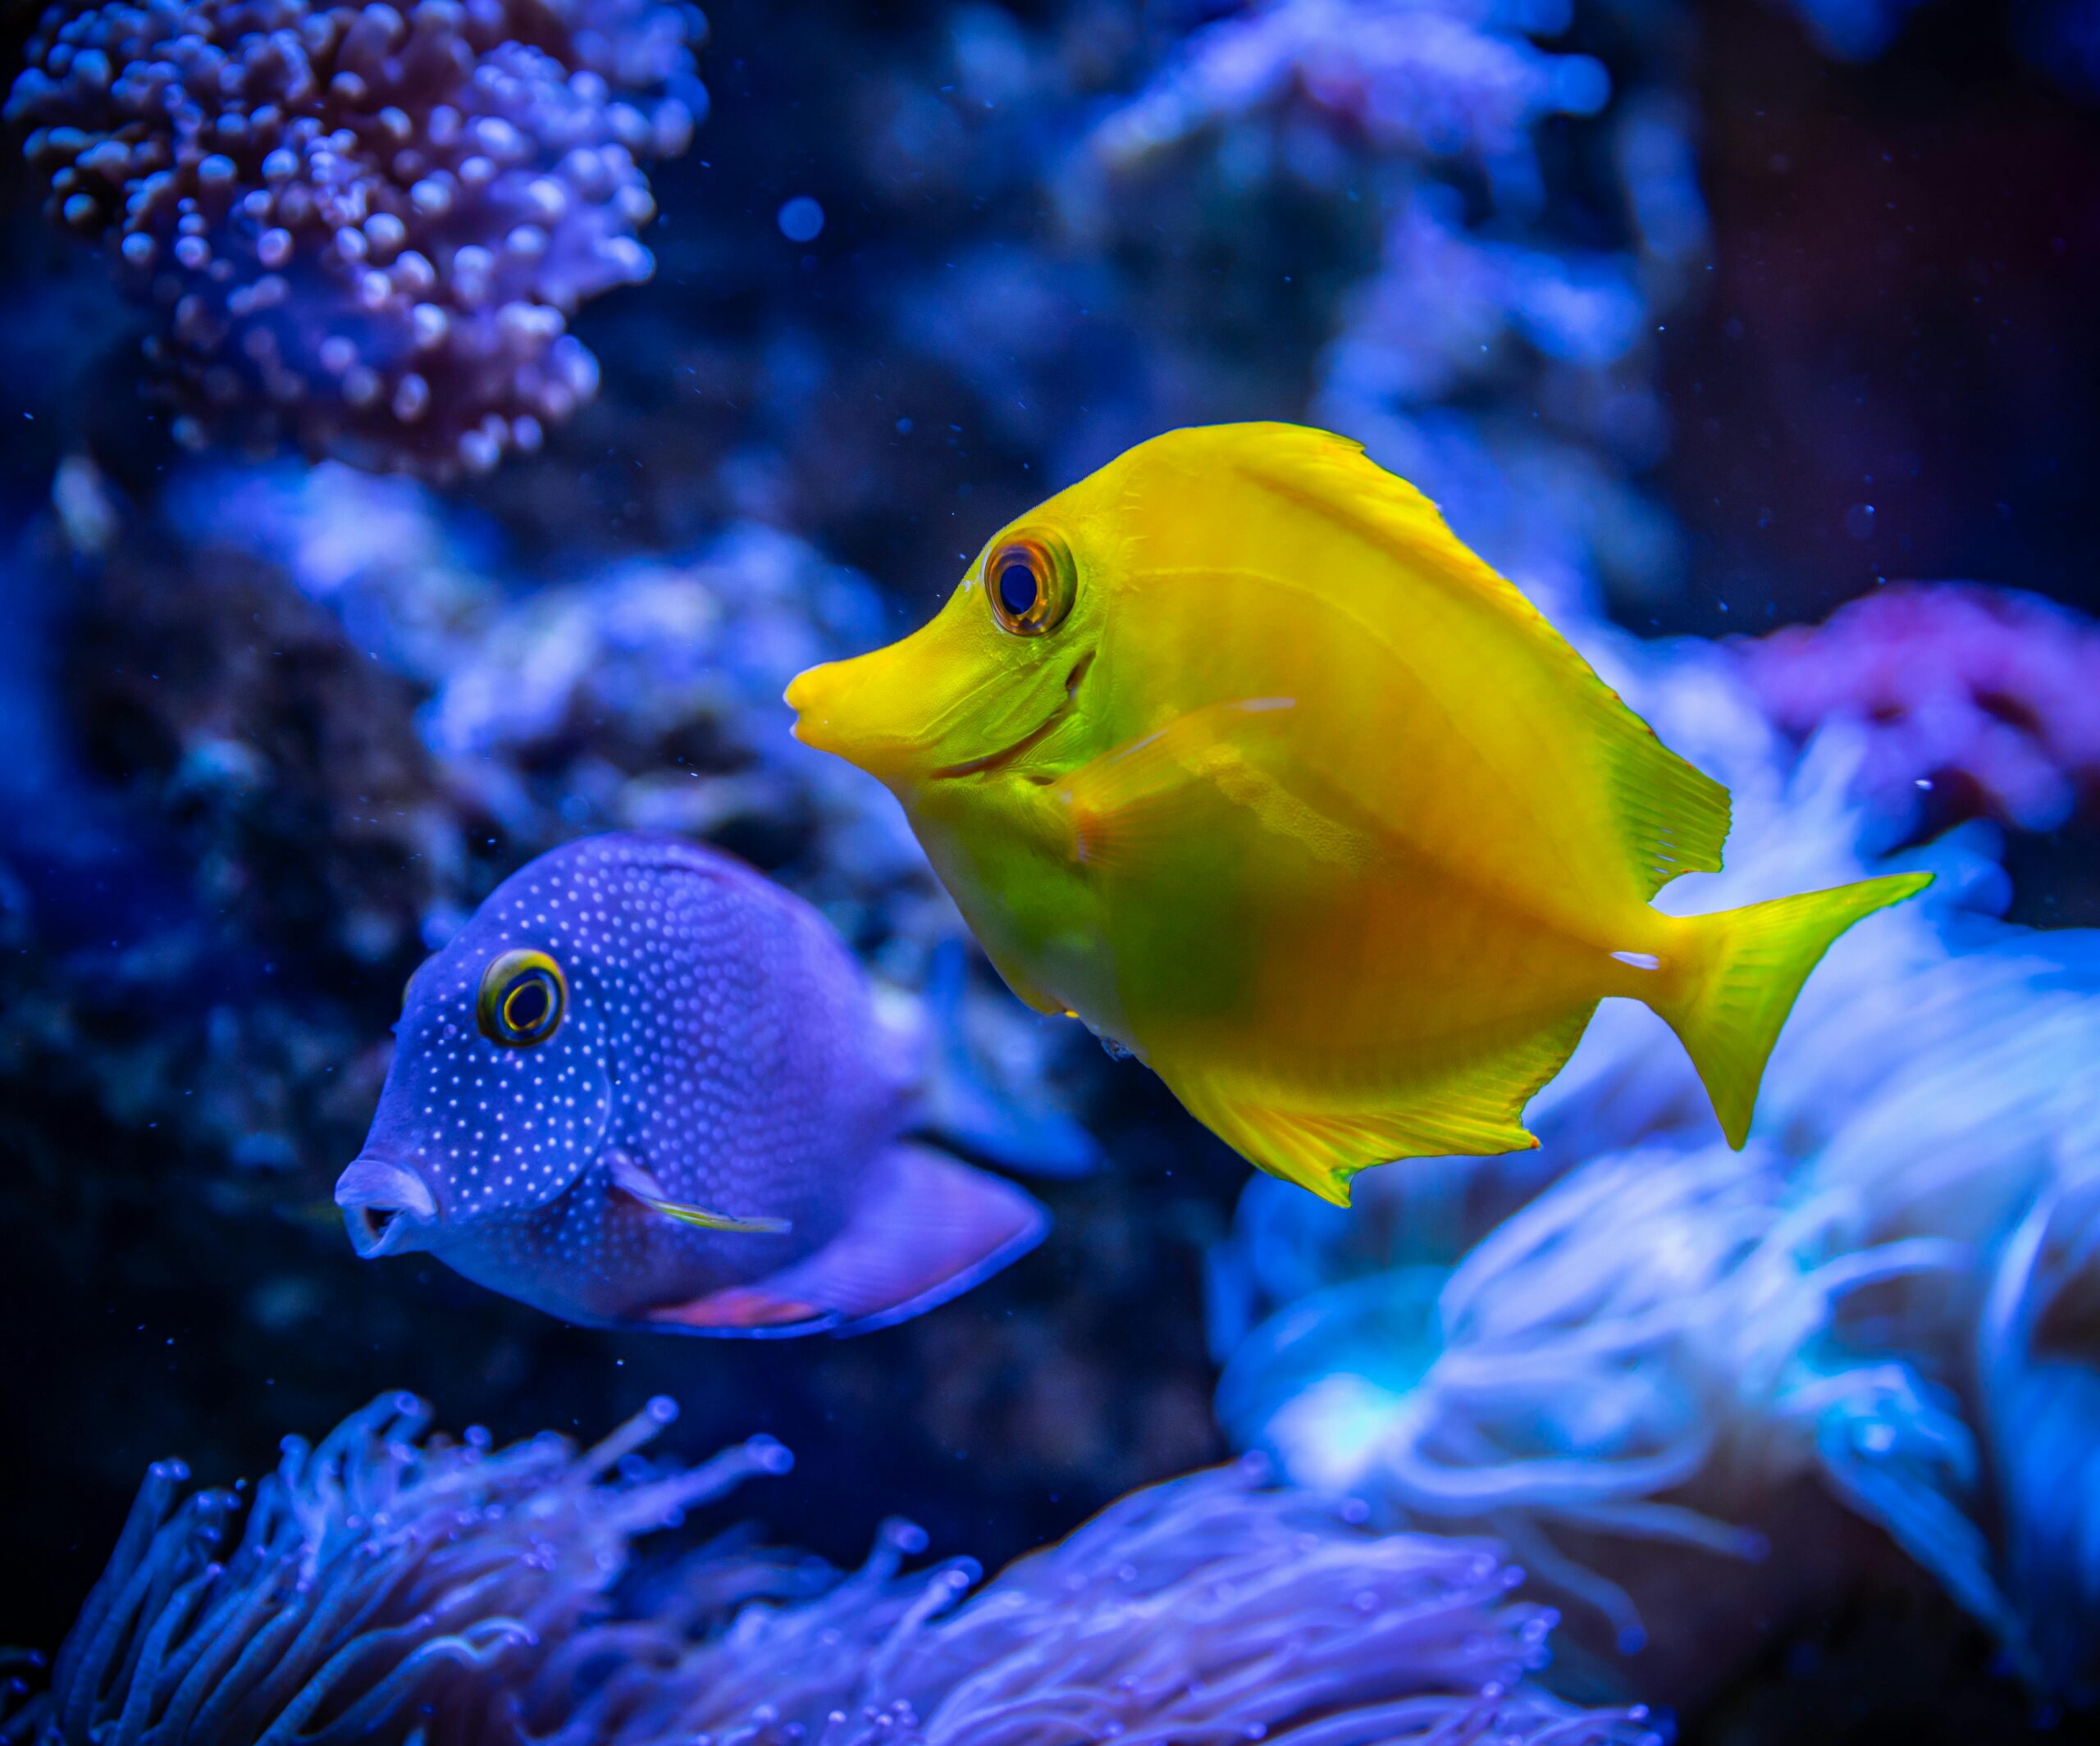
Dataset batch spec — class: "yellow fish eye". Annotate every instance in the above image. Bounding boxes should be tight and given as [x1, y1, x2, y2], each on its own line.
[477, 948, 566, 1047]
[986, 532, 1076, 636]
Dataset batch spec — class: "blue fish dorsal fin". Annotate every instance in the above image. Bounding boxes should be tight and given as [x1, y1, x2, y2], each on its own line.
[642, 1144, 1045, 1338]
[606, 1151, 793, 1234]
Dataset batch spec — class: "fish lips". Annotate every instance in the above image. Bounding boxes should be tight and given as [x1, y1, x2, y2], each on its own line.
[788, 647, 1089, 786]
[335, 1156, 441, 1259]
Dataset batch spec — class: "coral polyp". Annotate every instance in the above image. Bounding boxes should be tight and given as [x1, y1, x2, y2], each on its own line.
[7, 0, 703, 476]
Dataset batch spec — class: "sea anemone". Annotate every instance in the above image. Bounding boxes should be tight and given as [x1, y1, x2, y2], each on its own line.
[1217, 1143, 1984, 1658]
[2, 1395, 1665, 1746]
[7, 0, 703, 477]
[0, 1393, 791, 1746]
[1981, 1178, 2100, 1705]
[1214, 907, 2100, 1697]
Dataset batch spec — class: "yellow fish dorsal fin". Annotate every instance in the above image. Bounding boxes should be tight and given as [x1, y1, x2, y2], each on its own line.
[1206, 422, 1732, 897]
[1172, 1002, 1596, 1206]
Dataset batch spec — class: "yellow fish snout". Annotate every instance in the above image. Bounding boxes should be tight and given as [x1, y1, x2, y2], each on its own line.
[785, 649, 929, 786]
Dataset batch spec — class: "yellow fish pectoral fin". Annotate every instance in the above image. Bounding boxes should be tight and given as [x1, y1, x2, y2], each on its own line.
[1055, 696, 1296, 874]
[1054, 696, 1369, 878]
[1174, 1004, 1597, 1206]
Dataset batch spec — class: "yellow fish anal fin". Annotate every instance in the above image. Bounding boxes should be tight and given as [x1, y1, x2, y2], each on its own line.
[1217, 423, 1732, 896]
[608, 1151, 792, 1233]
[1176, 1004, 1596, 1205]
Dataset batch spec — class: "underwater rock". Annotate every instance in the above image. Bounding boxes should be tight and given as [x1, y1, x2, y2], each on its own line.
[7, 0, 703, 477]
[1742, 582, 2100, 837]
[162, 463, 937, 946]
[1089, 0, 1609, 176]
[0, 1393, 1664, 1746]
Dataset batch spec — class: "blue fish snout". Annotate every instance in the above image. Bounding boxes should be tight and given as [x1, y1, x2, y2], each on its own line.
[336, 1156, 441, 1260]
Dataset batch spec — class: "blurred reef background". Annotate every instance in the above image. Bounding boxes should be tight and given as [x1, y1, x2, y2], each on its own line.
[2, 0, 2099, 1739]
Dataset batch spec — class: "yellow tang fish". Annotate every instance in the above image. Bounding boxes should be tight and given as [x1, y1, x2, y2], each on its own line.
[785, 423, 1930, 1206]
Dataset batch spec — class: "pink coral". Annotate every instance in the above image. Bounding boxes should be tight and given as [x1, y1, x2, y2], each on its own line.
[1742, 584, 2100, 831]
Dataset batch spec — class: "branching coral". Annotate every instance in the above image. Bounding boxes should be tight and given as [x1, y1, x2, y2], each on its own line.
[2, 1395, 1665, 1746]
[7, 0, 703, 476]
[1741, 582, 2100, 834]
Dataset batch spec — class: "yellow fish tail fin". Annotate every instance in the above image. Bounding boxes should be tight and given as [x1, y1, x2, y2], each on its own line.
[1177, 1004, 1595, 1205]
[1659, 872, 1934, 1148]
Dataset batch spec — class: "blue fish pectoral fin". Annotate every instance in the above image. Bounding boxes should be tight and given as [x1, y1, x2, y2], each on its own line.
[644, 1143, 1046, 1338]
[606, 1151, 792, 1235]
[1052, 696, 1301, 878]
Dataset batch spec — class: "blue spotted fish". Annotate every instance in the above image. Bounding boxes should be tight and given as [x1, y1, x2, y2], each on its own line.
[335, 834, 1053, 1336]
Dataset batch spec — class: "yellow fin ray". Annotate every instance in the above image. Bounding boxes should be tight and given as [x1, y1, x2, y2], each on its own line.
[1595, 707, 1732, 896]
[1176, 1004, 1596, 1206]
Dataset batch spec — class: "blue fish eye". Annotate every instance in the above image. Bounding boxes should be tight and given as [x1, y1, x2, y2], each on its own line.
[477, 949, 567, 1047]
[986, 532, 1076, 636]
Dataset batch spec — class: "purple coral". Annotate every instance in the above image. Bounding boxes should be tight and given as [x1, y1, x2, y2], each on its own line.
[7, 0, 702, 478]
[2, 1395, 1664, 1746]
[1742, 583, 2100, 832]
